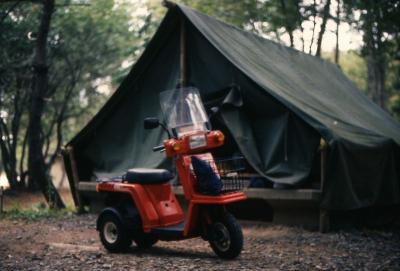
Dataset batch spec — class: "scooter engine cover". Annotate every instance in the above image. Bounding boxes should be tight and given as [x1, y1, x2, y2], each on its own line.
[125, 168, 173, 184]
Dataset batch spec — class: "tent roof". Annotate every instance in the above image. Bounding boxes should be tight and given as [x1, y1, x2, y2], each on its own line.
[69, 3, 400, 148]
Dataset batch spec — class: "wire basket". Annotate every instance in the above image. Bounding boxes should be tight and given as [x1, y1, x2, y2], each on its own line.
[191, 156, 247, 194]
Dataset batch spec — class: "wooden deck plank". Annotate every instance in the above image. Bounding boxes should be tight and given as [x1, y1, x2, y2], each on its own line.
[78, 181, 321, 201]
[78, 181, 97, 192]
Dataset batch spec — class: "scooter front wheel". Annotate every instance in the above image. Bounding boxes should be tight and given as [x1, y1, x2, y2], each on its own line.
[208, 213, 243, 259]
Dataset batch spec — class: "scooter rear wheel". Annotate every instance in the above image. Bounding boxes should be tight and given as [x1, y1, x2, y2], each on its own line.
[208, 213, 243, 259]
[98, 212, 132, 252]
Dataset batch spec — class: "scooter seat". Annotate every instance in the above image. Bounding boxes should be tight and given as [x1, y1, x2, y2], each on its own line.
[125, 168, 173, 184]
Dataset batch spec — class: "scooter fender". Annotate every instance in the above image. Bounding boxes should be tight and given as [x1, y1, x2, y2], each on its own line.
[96, 207, 125, 231]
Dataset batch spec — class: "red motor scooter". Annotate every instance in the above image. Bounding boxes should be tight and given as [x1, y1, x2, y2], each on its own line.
[96, 87, 247, 259]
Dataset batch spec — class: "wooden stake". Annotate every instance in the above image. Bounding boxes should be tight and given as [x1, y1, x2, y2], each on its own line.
[0, 186, 3, 213]
[320, 138, 327, 192]
[65, 146, 84, 213]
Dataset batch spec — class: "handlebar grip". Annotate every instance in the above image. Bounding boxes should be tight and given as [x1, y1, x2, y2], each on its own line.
[153, 145, 165, 152]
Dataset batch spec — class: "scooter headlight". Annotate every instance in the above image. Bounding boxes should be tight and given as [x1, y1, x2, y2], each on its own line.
[171, 141, 181, 151]
[214, 131, 225, 143]
[189, 134, 207, 149]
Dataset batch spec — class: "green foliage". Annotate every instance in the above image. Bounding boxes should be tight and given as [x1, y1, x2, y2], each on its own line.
[324, 50, 400, 121]
[178, 0, 305, 45]
[323, 50, 367, 91]
[0, 0, 154, 186]
[179, 0, 258, 27]
[389, 94, 400, 120]
[0, 203, 75, 221]
[388, 60, 400, 119]
[47, 0, 147, 142]
[342, 0, 400, 110]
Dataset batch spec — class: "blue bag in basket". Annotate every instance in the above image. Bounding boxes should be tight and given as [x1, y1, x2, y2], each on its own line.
[191, 156, 223, 195]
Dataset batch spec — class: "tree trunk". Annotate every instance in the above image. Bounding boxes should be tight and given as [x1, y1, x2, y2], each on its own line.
[334, 0, 340, 64]
[28, 0, 65, 208]
[375, 7, 386, 109]
[365, 3, 376, 101]
[308, 0, 317, 54]
[0, 119, 18, 189]
[316, 0, 331, 57]
[367, 51, 377, 101]
[364, 3, 387, 108]
[280, 0, 294, 48]
[377, 63, 386, 108]
[0, 133, 17, 188]
[19, 129, 28, 187]
[294, 0, 305, 52]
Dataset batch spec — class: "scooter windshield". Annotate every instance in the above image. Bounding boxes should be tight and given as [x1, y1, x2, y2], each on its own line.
[160, 87, 209, 137]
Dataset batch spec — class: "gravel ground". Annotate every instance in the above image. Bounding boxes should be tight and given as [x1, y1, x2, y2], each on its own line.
[0, 214, 399, 271]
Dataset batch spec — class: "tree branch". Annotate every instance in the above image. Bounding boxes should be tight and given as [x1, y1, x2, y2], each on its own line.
[0, 0, 22, 26]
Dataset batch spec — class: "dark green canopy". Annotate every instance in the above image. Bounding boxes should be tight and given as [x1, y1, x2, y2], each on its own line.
[65, 4, 400, 210]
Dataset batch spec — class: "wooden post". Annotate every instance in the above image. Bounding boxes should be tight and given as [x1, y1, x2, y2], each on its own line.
[180, 15, 187, 87]
[319, 138, 330, 233]
[66, 146, 84, 213]
[319, 209, 330, 233]
[0, 186, 4, 213]
[320, 138, 327, 192]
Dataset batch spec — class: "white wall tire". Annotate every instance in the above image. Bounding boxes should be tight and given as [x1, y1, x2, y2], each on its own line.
[98, 210, 131, 252]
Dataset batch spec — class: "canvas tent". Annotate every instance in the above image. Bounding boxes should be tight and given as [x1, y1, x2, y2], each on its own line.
[63, 3, 400, 211]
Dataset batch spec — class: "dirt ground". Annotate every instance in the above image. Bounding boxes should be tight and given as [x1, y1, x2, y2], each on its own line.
[0, 213, 399, 271]
[1, 192, 399, 270]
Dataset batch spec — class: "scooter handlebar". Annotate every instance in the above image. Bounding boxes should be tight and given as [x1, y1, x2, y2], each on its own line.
[152, 145, 165, 152]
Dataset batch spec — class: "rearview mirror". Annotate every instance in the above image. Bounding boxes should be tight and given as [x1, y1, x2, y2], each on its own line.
[144, 117, 160, 129]
[210, 106, 220, 114]
[208, 106, 220, 119]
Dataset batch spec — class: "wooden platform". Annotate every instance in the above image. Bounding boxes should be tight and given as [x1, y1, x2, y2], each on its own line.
[77, 181, 321, 201]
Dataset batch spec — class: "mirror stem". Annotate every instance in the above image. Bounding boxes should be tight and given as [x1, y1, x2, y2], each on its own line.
[160, 123, 171, 139]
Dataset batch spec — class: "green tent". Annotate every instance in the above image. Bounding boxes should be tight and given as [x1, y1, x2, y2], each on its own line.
[64, 3, 400, 210]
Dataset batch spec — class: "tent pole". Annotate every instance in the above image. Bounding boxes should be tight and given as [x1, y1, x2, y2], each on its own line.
[319, 138, 330, 232]
[180, 15, 187, 87]
[65, 146, 84, 213]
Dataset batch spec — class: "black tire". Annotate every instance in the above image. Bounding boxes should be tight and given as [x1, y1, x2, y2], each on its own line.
[133, 233, 158, 249]
[208, 213, 243, 259]
[98, 212, 132, 252]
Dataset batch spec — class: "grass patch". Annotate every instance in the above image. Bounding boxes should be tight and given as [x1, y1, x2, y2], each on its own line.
[0, 202, 76, 220]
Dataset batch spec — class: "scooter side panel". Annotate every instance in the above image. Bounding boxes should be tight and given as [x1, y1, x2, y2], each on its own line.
[143, 183, 184, 226]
